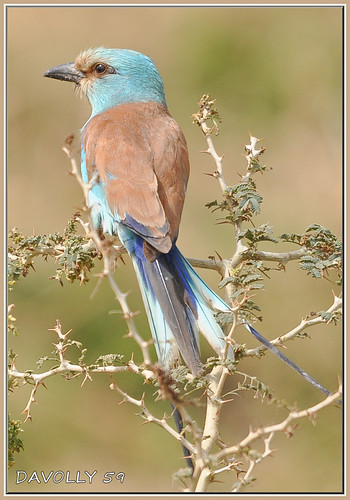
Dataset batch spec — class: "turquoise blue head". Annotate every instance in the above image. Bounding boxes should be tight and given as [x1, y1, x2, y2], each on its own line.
[44, 47, 167, 117]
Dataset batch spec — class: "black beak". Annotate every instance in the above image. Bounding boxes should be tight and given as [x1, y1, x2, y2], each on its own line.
[44, 62, 85, 84]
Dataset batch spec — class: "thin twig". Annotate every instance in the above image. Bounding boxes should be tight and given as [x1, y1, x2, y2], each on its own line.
[243, 293, 342, 357]
[111, 382, 196, 456]
[216, 385, 342, 462]
[8, 320, 139, 422]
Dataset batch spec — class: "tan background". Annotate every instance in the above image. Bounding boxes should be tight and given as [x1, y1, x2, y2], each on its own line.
[7, 5, 342, 494]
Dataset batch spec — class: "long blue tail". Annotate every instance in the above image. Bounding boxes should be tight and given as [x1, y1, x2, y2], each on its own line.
[129, 243, 233, 375]
[122, 231, 340, 404]
[244, 324, 342, 405]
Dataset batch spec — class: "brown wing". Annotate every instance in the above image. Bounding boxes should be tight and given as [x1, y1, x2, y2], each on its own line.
[83, 102, 189, 255]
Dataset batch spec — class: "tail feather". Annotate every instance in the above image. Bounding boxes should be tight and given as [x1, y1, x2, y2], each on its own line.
[130, 243, 231, 374]
[170, 403, 194, 470]
[173, 248, 231, 312]
[144, 256, 202, 374]
[134, 260, 175, 365]
[169, 248, 233, 359]
[130, 247, 202, 375]
[130, 253, 178, 369]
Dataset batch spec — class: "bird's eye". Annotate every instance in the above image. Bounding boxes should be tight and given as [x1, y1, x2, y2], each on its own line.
[95, 64, 107, 75]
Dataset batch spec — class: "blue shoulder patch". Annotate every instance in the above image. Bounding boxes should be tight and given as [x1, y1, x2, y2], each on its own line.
[81, 148, 119, 235]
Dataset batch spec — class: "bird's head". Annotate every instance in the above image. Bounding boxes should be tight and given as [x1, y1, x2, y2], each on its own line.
[44, 47, 167, 117]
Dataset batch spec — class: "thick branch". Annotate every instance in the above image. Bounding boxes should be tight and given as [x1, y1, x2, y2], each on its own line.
[188, 246, 309, 276]
[247, 246, 308, 263]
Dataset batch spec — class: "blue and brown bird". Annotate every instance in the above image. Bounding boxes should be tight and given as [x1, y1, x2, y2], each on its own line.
[44, 47, 235, 378]
[44, 47, 338, 443]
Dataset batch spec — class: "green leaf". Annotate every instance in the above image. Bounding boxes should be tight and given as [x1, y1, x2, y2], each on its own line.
[8, 417, 24, 468]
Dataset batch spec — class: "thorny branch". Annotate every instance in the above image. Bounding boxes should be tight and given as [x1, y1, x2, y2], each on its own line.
[8, 96, 342, 492]
[110, 382, 196, 459]
[244, 292, 342, 358]
[8, 320, 139, 423]
[187, 245, 309, 277]
[190, 94, 342, 492]
[221, 386, 342, 493]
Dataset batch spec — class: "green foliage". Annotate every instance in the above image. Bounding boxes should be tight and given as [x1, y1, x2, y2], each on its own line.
[92, 354, 126, 368]
[247, 156, 269, 175]
[8, 349, 20, 392]
[8, 214, 99, 288]
[204, 356, 238, 374]
[206, 179, 263, 225]
[223, 371, 292, 410]
[218, 258, 274, 323]
[317, 309, 342, 326]
[238, 223, 278, 247]
[207, 156, 342, 318]
[170, 365, 210, 395]
[281, 224, 342, 283]
[8, 417, 24, 468]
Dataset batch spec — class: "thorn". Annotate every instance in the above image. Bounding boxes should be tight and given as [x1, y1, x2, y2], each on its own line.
[63, 328, 73, 339]
[215, 250, 223, 261]
[81, 371, 92, 387]
[109, 380, 117, 391]
[64, 133, 75, 146]
[118, 255, 126, 265]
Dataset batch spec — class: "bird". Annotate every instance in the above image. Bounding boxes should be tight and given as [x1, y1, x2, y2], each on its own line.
[44, 48, 340, 460]
[44, 47, 235, 378]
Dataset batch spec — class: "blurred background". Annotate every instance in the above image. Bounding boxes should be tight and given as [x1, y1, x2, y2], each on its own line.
[7, 5, 342, 494]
